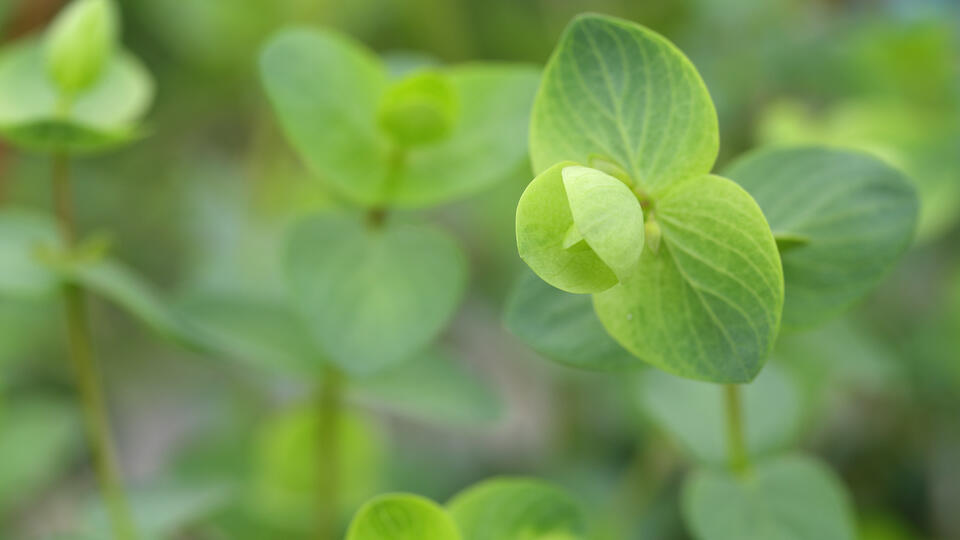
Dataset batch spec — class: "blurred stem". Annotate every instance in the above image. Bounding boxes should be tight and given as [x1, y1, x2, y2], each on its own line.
[317, 363, 344, 540]
[52, 154, 138, 540]
[724, 384, 751, 475]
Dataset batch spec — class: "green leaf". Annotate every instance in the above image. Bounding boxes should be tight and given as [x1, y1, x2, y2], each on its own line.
[448, 477, 588, 540]
[0, 38, 153, 153]
[503, 271, 638, 371]
[516, 162, 618, 294]
[378, 70, 458, 146]
[725, 146, 918, 330]
[638, 363, 802, 464]
[286, 214, 466, 375]
[348, 494, 461, 540]
[0, 208, 61, 298]
[68, 258, 205, 349]
[176, 292, 321, 376]
[530, 13, 718, 194]
[253, 408, 386, 531]
[0, 396, 82, 512]
[351, 350, 501, 426]
[82, 483, 230, 540]
[390, 64, 539, 207]
[45, 0, 118, 96]
[562, 165, 644, 279]
[260, 28, 390, 207]
[682, 455, 856, 540]
[593, 175, 784, 383]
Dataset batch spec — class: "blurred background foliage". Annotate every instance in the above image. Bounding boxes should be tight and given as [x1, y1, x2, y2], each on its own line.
[1, 0, 958, 538]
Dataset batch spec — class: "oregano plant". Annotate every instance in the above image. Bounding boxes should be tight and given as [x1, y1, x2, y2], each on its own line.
[507, 13, 918, 540]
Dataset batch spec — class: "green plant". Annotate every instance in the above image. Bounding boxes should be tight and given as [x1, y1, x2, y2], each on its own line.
[506, 13, 917, 540]
[0, 1, 201, 538]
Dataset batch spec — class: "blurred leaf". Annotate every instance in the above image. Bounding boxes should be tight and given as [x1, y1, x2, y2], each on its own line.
[682, 454, 856, 540]
[81, 483, 231, 540]
[0, 395, 82, 512]
[726, 146, 918, 330]
[286, 214, 466, 376]
[377, 69, 458, 147]
[252, 407, 385, 532]
[504, 270, 637, 371]
[0, 38, 153, 153]
[593, 175, 783, 383]
[0, 207, 60, 298]
[448, 477, 588, 540]
[347, 494, 461, 540]
[44, 0, 119, 96]
[351, 350, 501, 426]
[176, 291, 321, 376]
[638, 363, 802, 464]
[529, 14, 718, 193]
[68, 258, 205, 349]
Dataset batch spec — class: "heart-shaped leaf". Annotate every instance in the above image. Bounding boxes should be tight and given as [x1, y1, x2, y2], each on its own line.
[683, 455, 856, 540]
[530, 13, 718, 194]
[594, 175, 784, 383]
[348, 494, 461, 540]
[638, 363, 802, 464]
[285, 214, 466, 375]
[504, 271, 637, 371]
[516, 162, 618, 294]
[725, 146, 918, 330]
[0, 38, 153, 153]
[448, 478, 588, 540]
[0, 208, 61, 298]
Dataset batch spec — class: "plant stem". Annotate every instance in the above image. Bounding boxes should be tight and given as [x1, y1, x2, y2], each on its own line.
[317, 363, 344, 540]
[723, 384, 751, 475]
[52, 154, 138, 540]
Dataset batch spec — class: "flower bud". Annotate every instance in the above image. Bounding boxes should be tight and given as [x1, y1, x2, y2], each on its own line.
[45, 0, 118, 97]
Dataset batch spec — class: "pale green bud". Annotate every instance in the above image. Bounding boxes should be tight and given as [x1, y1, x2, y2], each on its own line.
[377, 70, 458, 147]
[45, 0, 118, 97]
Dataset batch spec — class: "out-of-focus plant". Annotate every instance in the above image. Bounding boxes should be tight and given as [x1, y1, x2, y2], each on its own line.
[345, 478, 588, 539]
[0, 0, 204, 538]
[506, 13, 917, 539]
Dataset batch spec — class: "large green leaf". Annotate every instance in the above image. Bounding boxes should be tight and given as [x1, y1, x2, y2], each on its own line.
[286, 214, 466, 375]
[530, 13, 718, 194]
[683, 455, 856, 540]
[351, 350, 501, 426]
[0, 208, 61, 298]
[260, 28, 390, 207]
[503, 271, 637, 371]
[725, 146, 917, 330]
[448, 477, 588, 540]
[0, 38, 153, 153]
[348, 494, 461, 540]
[638, 364, 801, 464]
[594, 175, 783, 383]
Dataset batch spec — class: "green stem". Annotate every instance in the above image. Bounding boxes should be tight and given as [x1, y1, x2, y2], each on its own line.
[316, 363, 344, 540]
[52, 154, 138, 540]
[724, 384, 751, 475]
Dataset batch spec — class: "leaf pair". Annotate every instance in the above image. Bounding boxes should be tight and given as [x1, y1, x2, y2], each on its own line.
[260, 28, 539, 208]
[347, 478, 587, 540]
[516, 14, 784, 383]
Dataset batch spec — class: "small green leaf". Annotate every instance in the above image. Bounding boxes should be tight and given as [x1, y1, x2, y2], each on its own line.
[562, 165, 644, 279]
[348, 494, 461, 540]
[260, 28, 390, 206]
[530, 13, 718, 193]
[504, 271, 638, 371]
[351, 350, 502, 426]
[45, 0, 118, 96]
[286, 214, 466, 375]
[0, 208, 61, 298]
[725, 146, 918, 330]
[683, 455, 856, 540]
[448, 477, 588, 540]
[516, 162, 618, 294]
[593, 175, 784, 383]
[638, 364, 802, 464]
[0, 38, 153, 153]
[378, 70, 458, 146]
